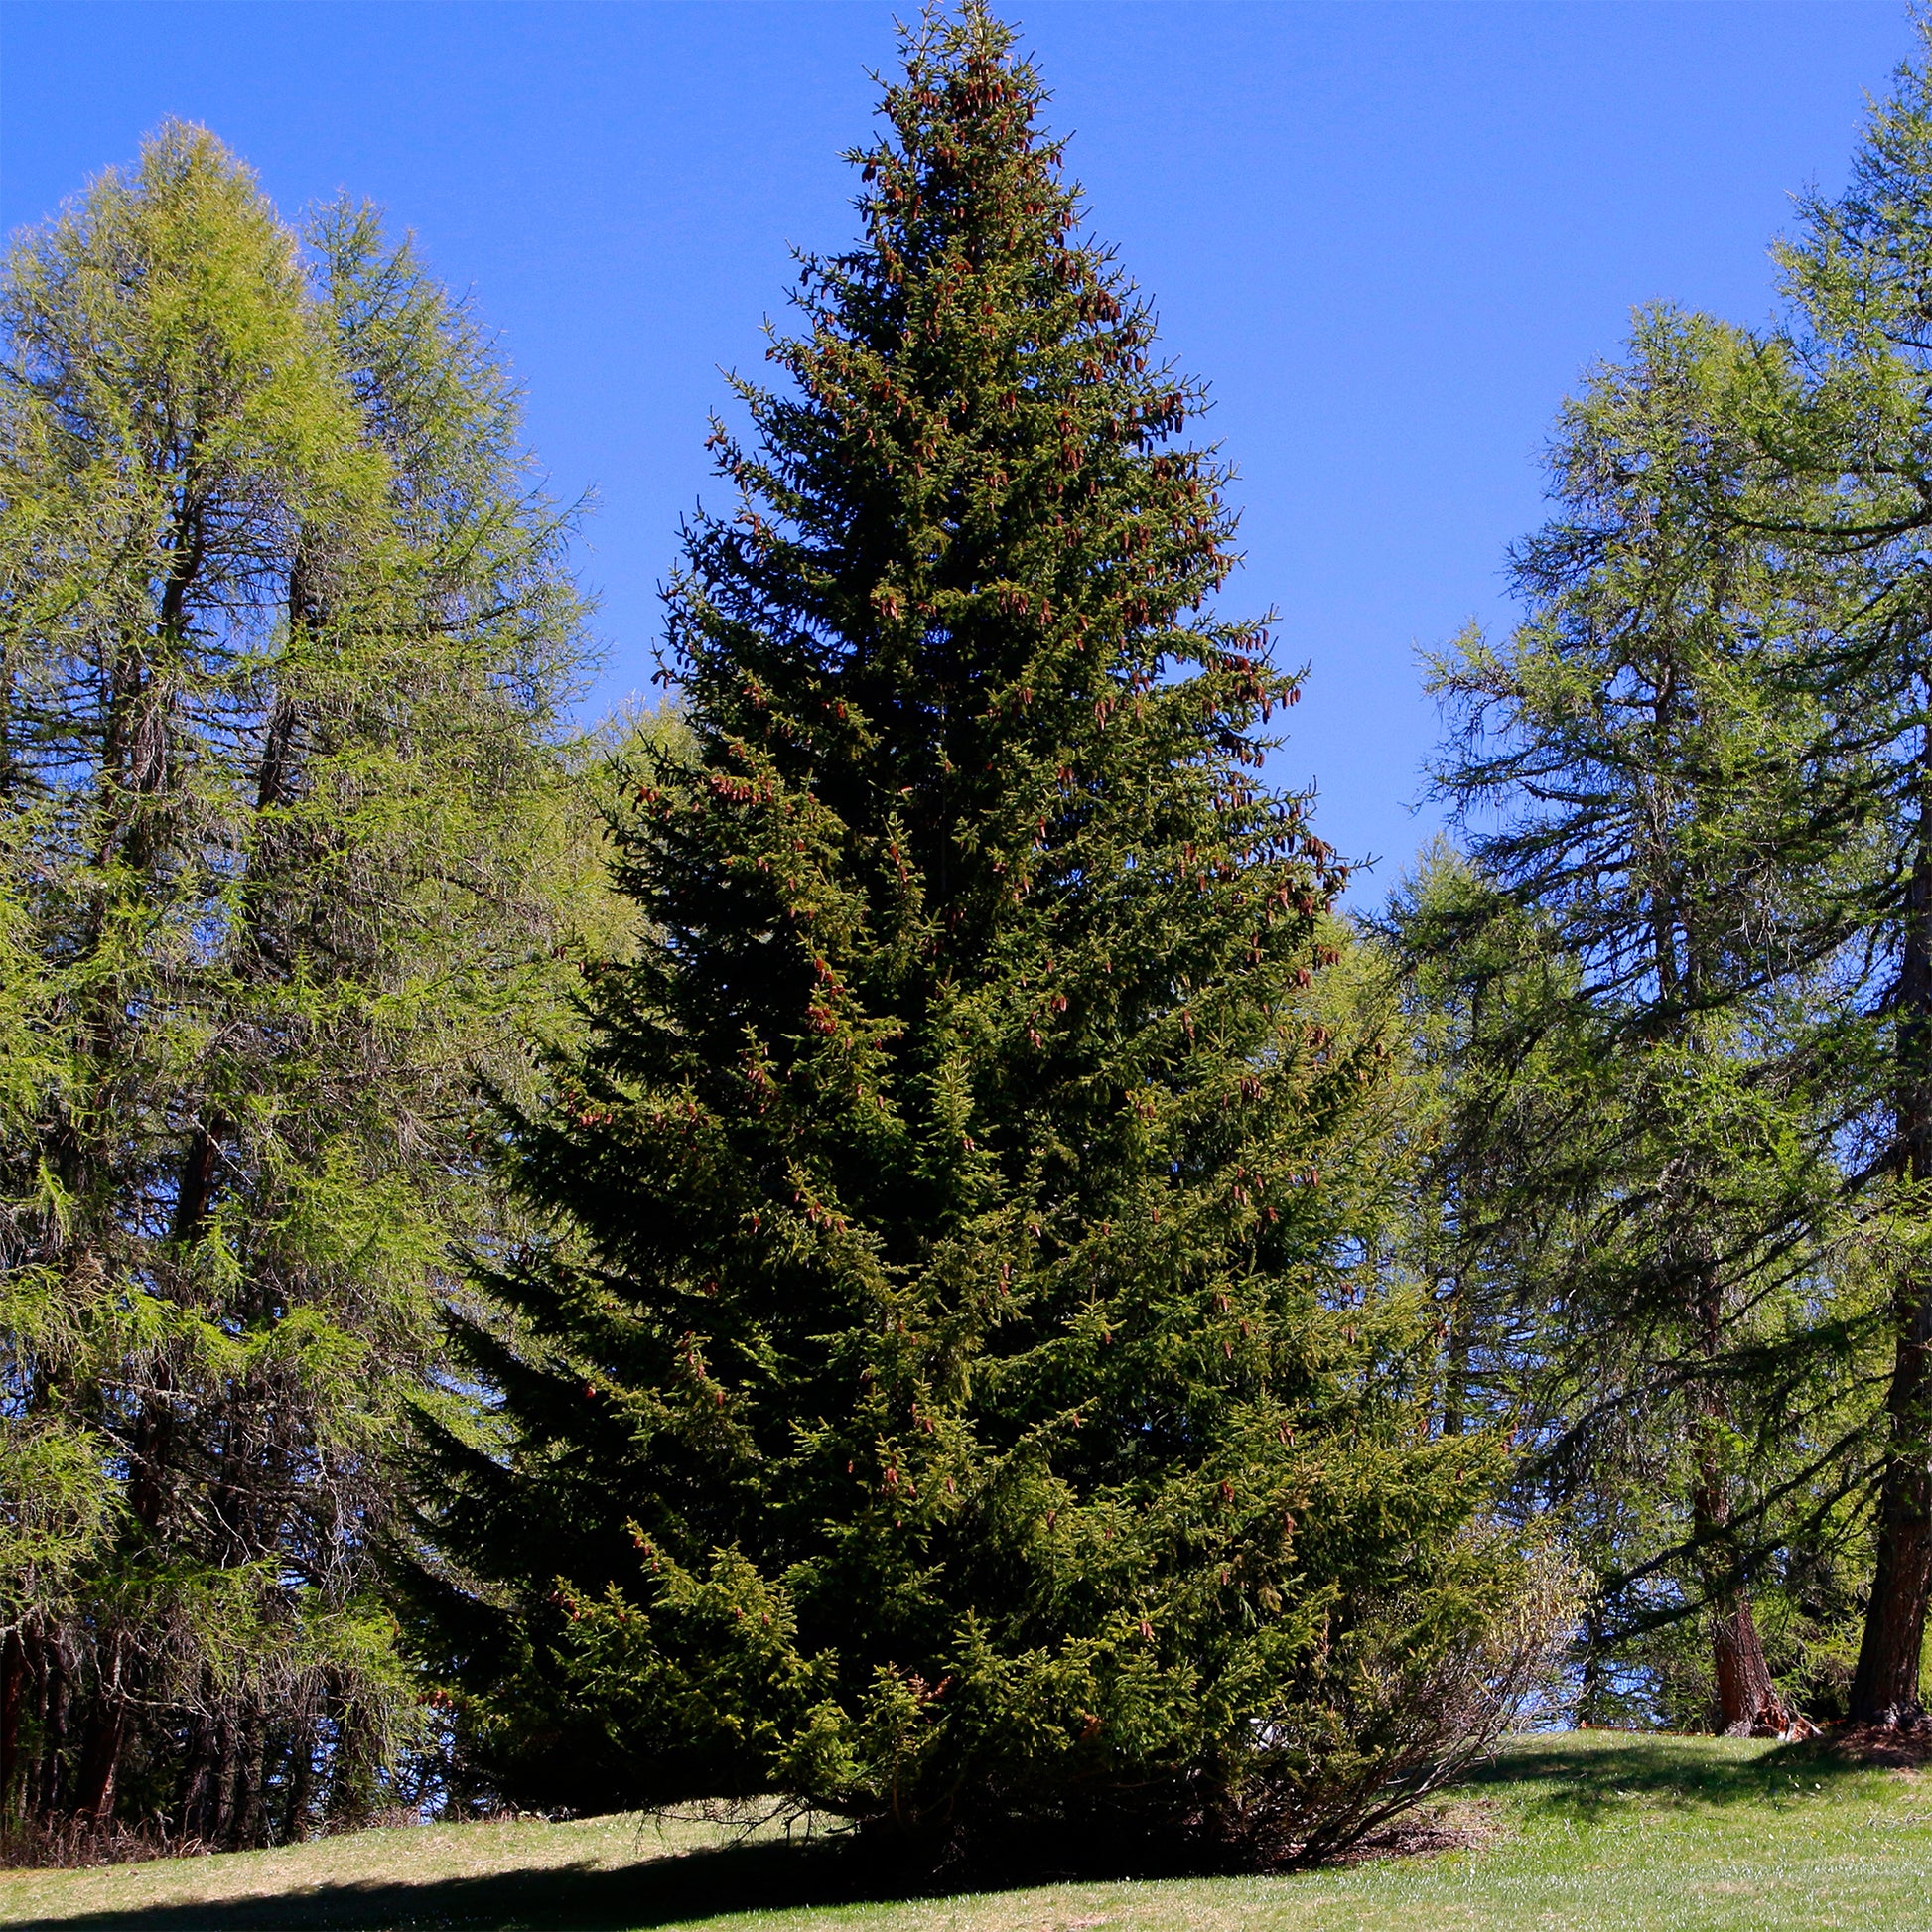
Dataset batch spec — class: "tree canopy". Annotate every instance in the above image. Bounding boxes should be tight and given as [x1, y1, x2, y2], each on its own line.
[0, 122, 594, 1849]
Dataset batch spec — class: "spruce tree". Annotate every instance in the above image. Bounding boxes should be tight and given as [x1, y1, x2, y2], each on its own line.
[419, 6, 1559, 1861]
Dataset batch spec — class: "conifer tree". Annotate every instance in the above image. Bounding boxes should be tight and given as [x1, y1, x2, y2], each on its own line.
[1423, 312, 1863, 1732]
[0, 125, 589, 1848]
[1378, 849, 1563, 1451]
[1754, 29, 1932, 1725]
[1412, 27, 1932, 1733]
[418, 6, 1561, 1861]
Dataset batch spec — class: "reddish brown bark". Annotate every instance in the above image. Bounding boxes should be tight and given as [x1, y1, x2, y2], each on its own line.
[1851, 1329, 1932, 1722]
[1693, 1283, 1785, 1734]
[1693, 1465, 1785, 1731]
[1853, 768, 1932, 1725]
[74, 1702, 124, 1824]
[1713, 1599, 1783, 1732]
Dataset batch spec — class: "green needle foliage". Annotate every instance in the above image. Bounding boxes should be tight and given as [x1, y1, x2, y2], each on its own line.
[0, 125, 592, 1850]
[416, 5, 1564, 1865]
[1447, 25, 1932, 1727]
[1738, 29, 1932, 1724]
[1417, 312, 1869, 1731]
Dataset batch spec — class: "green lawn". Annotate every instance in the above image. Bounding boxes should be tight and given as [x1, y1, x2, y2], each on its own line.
[2, 1730, 1925, 1932]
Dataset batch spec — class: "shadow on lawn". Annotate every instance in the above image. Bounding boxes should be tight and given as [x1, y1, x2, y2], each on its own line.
[14, 1737, 1874, 1930]
[1461, 1733, 1875, 1823]
[4, 1831, 1055, 1932]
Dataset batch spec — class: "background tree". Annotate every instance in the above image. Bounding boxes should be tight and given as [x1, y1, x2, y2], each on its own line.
[0, 124, 592, 1849]
[1740, 25, 1932, 1725]
[1376, 847, 1558, 1453]
[1420, 309, 1869, 1732]
[413, 5, 1566, 1865]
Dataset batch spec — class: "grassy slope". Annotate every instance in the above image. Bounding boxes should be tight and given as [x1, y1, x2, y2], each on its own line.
[2, 1731, 1928, 1932]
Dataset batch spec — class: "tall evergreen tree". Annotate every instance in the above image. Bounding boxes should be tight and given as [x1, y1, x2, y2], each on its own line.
[1422, 311, 1863, 1732]
[1753, 27, 1932, 1725]
[0, 125, 590, 1848]
[417, 6, 1562, 1863]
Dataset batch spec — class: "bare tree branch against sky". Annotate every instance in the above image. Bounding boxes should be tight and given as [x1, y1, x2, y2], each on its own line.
[0, 0, 1908, 895]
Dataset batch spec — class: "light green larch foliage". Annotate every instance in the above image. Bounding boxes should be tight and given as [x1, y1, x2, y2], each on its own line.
[0, 122, 592, 1846]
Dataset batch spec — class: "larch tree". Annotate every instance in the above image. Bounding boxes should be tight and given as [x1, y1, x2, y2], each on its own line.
[1424, 309, 1862, 1733]
[1755, 28, 1932, 1726]
[0, 125, 591, 1847]
[415, 6, 1564, 1863]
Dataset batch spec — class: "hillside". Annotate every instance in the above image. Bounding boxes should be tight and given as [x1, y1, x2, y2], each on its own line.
[1, 1731, 1925, 1932]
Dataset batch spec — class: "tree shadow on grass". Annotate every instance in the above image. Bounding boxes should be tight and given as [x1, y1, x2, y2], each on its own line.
[16, 1738, 1863, 1930]
[3, 1830, 1103, 1932]
[1457, 1734, 1877, 1824]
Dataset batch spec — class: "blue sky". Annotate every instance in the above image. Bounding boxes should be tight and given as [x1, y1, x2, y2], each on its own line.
[1, 1, 1912, 898]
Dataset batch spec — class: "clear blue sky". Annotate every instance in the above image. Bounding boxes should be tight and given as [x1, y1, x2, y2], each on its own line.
[1, 1, 1912, 898]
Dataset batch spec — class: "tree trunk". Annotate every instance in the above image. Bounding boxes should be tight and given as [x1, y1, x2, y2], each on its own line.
[1851, 1280, 1932, 1722]
[208, 1713, 239, 1848]
[74, 1704, 124, 1825]
[1693, 1288, 1784, 1734]
[1852, 755, 1932, 1725]
[179, 1710, 218, 1845]
[38, 1641, 67, 1817]
[1694, 1480, 1782, 1733]
[1638, 790, 1786, 1732]
[1578, 1607, 1607, 1726]
[231, 1698, 266, 1850]
[23, 1637, 47, 1818]
[1440, 1275, 1469, 1438]
[283, 1688, 318, 1845]
[1, 1629, 21, 1818]
[1853, 1487, 1931, 1724]
[1711, 1595, 1781, 1734]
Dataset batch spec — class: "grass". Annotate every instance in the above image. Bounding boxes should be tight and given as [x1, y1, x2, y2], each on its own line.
[2, 1730, 1927, 1932]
